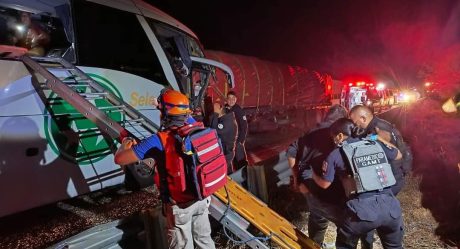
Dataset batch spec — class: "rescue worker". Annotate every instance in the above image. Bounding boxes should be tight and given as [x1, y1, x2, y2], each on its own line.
[349, 105, 412, 195]
[313, 118, 404, 249]
[13, 11, 50, 56]
[349, 105, 410, 246]
[209, 102, 238, 174]
[287, 105, 373, 248]
[287, 105, 348, 245]
[114, 89, 216, 249]
[225, 91, 248, 169]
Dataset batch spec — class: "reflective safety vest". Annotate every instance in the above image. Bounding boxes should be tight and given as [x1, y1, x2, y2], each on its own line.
[340, 140, 396, 197]
[156, 122, 227, 204]
[157, 130, 197, 204]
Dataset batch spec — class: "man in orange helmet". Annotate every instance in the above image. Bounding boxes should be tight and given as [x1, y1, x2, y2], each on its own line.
[114, 89, 216, 249]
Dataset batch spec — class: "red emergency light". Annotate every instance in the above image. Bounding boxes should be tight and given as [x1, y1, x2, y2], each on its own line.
[345, 81, 375, 88]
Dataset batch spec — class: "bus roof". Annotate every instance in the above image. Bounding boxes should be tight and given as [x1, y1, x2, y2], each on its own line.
[0, 0, 199, 39]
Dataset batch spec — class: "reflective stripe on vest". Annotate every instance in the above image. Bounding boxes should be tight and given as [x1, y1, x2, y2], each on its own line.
[197, 142, 220, 157]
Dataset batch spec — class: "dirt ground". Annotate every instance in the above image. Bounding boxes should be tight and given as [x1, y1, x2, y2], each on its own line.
[1, 102, 458, 249]
[215, 167, 455, 249]
[216, 101, 460, 249]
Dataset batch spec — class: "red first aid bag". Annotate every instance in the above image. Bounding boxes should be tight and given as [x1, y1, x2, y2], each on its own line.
[178, 122, 227, 199]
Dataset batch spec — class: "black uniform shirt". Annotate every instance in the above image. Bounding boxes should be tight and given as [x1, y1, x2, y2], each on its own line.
[364, 116, 411, 179]
[226, 104, 248, 143]
[209, 112, 237, 155]
[287, 123, 346, 206]
[365, 117, 397, 144]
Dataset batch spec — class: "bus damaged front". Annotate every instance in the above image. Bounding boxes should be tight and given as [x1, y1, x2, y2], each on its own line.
[0, 0, 233, 217]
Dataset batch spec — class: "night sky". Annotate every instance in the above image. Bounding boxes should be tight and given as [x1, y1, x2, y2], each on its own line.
[151, 0, 460, 90]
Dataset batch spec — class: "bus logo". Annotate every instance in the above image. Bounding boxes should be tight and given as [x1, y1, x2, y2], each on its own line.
[44, 74, 123, 165]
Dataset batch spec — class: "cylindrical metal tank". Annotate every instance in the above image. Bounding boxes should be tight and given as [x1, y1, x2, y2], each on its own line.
[205, 50, 328, 110]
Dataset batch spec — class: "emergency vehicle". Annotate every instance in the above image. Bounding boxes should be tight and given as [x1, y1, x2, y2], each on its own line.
[340, 81, 397, 111]
[340, 81, 368, 110]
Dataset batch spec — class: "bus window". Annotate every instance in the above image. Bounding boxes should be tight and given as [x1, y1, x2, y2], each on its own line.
[73, 1, 168, 85]
[148, 20, 206, 95]
[0, 4, 72, 59]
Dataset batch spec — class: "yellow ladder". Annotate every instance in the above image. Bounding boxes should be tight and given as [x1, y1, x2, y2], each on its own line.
[211, 177, 320, 249]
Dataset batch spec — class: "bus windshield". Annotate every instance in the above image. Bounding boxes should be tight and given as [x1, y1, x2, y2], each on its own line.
[0, 2, 73, 60]
[148, 20, 212, 108]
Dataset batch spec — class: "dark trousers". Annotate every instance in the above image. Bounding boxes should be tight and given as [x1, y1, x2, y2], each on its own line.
[308, 212, 333, 244]
[336, 194, 404, 249]
[306, 193, 342, 244]
[224, 152, 235, 175]
[364, 176, 403, 249]
[234, 142, 248, 169]
[306, 194, 374, 248]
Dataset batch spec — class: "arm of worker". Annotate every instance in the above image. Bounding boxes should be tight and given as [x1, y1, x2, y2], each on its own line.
[114, 138, 140, 166]
[286, 140, 300, 191]
[378, 139, 402, 161]
[287, 155, 299, 190]
[374, 127, 392, 143]
[114, 135, 163, 167]
[369, 131, 402, 160]
[234, 106, 248, 143]
[313, 151, 339, 189]
[312, 170, 331, 189]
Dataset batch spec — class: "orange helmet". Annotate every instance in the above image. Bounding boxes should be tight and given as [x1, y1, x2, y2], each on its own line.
[159, 89, 191, 116]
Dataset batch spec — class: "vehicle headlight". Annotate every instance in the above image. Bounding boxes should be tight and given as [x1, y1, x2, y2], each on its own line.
[442, 98, 458, 113]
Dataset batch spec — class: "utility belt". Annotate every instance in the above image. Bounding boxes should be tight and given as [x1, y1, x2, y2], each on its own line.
[347, 187, 393, 200]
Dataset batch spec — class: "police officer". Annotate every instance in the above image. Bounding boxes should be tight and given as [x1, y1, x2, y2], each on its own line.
[225, 91, 248, 169]
[114, 89, 216, 249]
[349, 105, 412, 195]
[313, 118, 404, 249]
[210, 102, 238, 174]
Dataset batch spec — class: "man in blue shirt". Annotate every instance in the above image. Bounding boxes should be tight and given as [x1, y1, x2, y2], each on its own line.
[114, 89, 215, 249]
[313, 118, 404, 249]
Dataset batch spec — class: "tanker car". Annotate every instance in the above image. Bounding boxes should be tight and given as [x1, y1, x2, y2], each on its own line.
[204, 50, 332, 132]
